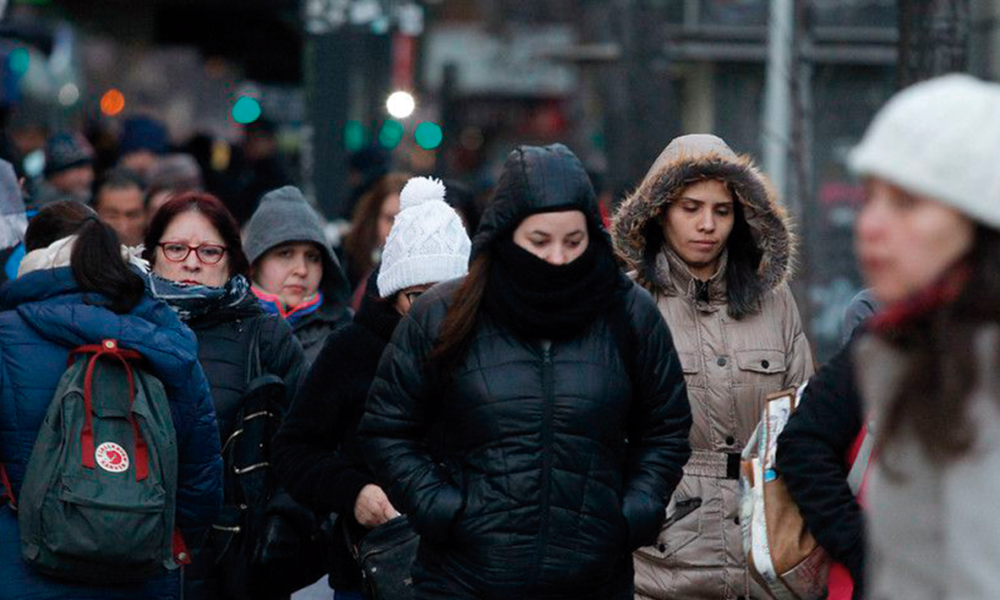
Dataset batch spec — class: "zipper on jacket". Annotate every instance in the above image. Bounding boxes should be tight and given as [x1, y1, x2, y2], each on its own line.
[532, 341, 555, 586]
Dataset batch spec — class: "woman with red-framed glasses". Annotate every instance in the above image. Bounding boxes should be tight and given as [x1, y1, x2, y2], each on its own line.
[142, 192, 316, 600]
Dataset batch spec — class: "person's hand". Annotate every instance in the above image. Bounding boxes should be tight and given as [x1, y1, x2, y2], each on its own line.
[354, 484, 399, 528]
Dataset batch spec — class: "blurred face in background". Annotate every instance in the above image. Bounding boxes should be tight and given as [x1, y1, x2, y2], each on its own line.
[95, 184, 146, 246]
[513, 210, 589, 265]
[50, 165, 95, 199]
[661, 179, 735, 280]
[856, 177, 975, 305]
[377, 193, 401, 248]
[120, 150, 158, 180]
[253, 242, 324, 308]
[152, 209, 231, 288]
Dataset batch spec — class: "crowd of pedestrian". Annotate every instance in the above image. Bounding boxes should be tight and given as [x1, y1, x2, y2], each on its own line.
[0, 71, 998, 600]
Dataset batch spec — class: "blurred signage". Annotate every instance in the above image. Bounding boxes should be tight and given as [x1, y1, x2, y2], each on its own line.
[423, 25, 577, 96]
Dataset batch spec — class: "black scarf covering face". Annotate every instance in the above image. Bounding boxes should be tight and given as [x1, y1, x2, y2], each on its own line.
[484, 236, 631, 341]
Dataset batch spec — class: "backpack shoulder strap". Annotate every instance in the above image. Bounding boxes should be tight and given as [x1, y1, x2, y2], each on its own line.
[846, 423, 875, 495]
[0, 460, 16, 510]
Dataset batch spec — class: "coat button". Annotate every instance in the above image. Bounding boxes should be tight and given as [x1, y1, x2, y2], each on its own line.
[657, 543, 667, 553]
[737, 596, 747, 600]
[761, 360, 770, 369]
[734, 516, 740, 525]
[717, 356, 727, 367]
[726, 436, 736, 446]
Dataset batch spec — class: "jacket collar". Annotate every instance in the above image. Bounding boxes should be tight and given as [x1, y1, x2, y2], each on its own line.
[655, 245, 728, 312]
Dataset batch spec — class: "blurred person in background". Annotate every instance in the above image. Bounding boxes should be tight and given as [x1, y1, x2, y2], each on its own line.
[345, 145, 390, 216]
[145, 153, 204, 221]
[30, 132, 95, 209]
[0, 158, 28, 286]
[273, 176, 471, 600]
[230, 118, 291, 225]
[93, 167, 147, 247]
[118, 116, 169, 182]
[341, 172, 408, 305]
[143, 193, 316, 600]
[244, 186, 351, 364]
[612, 133, 813, 600]
[0, 200, 223, 600]
[442, 178, 482, 236]
[360, 145, 692, 600]
[844, 73, 1000, 600]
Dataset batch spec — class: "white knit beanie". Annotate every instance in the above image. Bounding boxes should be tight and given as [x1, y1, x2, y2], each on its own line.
[377, 177, 471, 298]
[848, 73, 1000, 230]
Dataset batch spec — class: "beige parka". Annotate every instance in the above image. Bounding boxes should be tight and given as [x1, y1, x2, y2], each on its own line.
[612, 134, 814, 600]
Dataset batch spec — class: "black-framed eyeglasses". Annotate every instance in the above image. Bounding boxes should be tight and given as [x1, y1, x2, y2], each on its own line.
[404, 290, 424, 304]
[158, 242, 227, 265]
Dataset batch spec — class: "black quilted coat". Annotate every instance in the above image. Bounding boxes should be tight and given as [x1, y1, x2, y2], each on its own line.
[359, 145, 692, 599]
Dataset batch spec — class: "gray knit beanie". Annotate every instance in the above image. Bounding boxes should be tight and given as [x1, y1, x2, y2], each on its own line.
[244, 186, 350, 298]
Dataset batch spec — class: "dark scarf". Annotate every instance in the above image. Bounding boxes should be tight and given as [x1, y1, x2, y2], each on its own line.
[483, 237, 630, 341]
[147, 273, 253, 323]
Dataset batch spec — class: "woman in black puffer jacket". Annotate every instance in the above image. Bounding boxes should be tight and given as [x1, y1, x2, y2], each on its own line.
[359, 144, 693, 600]
[143, 193, 310, 600]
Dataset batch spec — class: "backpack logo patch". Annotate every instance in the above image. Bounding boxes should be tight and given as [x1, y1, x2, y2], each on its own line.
[95, 442, 129, 473]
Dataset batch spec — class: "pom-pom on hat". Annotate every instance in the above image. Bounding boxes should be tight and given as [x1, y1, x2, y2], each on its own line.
[377, 176, 471, 298]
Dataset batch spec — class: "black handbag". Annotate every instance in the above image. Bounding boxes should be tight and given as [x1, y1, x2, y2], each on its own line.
[348, 515, 420, 600]
[210, 317, 323, 599]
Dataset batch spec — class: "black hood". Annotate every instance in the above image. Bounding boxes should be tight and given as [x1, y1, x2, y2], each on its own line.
[472, 144, 609, 258]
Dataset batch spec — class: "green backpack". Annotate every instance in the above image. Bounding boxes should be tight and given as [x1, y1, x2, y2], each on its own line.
[16, 339, 180, 583]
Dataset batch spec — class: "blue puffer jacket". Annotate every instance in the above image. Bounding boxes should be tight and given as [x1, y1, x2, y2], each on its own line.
[0, 267, 224, 600]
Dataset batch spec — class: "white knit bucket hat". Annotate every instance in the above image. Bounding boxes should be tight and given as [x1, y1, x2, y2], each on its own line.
[848, 73, 1000, 230]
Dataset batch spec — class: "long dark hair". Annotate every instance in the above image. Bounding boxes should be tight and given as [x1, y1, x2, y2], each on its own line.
[879, 226, 1000, 462]
[143, 192, 250, 277]
[24, 201, 145, 313]
[429, 253, 490, 380]
[643, 182, 764, 319]
[343, 172, 409, 281]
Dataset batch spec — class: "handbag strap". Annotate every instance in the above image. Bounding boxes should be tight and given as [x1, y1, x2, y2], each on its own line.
[244, 316, 266, 384]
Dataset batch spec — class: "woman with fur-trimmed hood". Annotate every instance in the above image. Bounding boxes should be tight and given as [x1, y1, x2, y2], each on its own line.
[612, 134, 814, 600]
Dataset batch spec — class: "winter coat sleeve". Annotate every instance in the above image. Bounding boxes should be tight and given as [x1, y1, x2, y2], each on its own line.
[273, 327, 378, 520]
[358, 306, 463, 545]
[776, 336, 866, 596]
[777, 283, 815, 388]
[621, 288, 693, 550]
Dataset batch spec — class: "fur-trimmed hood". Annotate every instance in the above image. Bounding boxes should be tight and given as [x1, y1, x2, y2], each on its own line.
[611, 134, 795, 315]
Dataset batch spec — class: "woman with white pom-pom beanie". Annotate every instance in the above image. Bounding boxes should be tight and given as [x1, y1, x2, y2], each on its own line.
[272, 176, 471, 599]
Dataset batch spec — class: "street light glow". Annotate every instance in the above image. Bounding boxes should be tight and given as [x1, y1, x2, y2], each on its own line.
[386, 91, 415, 119]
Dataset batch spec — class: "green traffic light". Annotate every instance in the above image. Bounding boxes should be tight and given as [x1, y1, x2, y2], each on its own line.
[378, 120, 404, 149]
[345, 120, 366, 151]
[414, 122, 443, 150]
[232, 96, 261, 125]
[9, 48, 29, 76]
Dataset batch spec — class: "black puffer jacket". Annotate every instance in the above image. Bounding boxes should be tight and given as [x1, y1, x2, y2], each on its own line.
[359, 145, 692, 599]
[182, 289, 309, 600]
[273, 271, 400, 590]
[187, 293, 307, 442]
